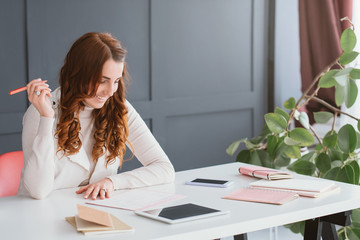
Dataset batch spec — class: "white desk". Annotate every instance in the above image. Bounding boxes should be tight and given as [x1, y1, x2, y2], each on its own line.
[1, 162, 360, 240]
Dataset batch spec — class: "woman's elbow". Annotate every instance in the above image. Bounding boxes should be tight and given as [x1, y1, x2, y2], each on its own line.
[164, 162, 175, 183]
[30, 191, 49, 200]
[23, 177, 52, 200]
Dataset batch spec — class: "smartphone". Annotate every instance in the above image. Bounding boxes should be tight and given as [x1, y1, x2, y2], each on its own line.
[185, 178, 234, 188]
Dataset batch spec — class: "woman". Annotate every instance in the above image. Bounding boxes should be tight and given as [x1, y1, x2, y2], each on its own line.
[18, 32, 175, 200]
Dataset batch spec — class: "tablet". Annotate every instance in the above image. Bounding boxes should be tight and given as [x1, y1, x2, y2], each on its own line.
[135, 203, 229, 224]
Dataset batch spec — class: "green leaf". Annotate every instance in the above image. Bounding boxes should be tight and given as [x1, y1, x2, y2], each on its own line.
[337, 165, 355, 184]
[245, 140, 258, 149]
[284, 136, 301, 146]
[248, 136, 263, 145]
[340, 51, 359, 65]
[226, 139, 246, 156]
[299, 151, 317, 162]
[315, 143, 322, 151]
[318, 69, 338, 88]
[323, 132, 338, 148]
[315, 153, 331, 174]
[288, 128, 314, 147]
[250, 124, 271, 144]
[357, 132, 360, 149]
[345, 78, 358, 108]
[236, 149, 251, 163]
[271, 137, 292, 168]
[358, 120, 360, 132]
[351, 68, 360, 79]
[288, 160, 316, 176]
[331, 160, 343, 168]
[285, 221, 305, 236]
[341, 28, 357, 52]
[324, 165, 356, 184]
[274, 155, 291, 168]
[299, 112, 310, 129]
[274, 107, 289, 121]
[264, 113, 287, 134]
[351, 209, 360, 225]
[348, 227, 360, 240]
[313, 111, 333, 124]
[267, 135, 278, 158]
[334, 68, 352, 87]
[338, 124, 357, 153]
[283, 145, 301, 159]
[283, 97, 296, 110]
[328, 148, 345, 162]
[349, 160, 360, 185]
[324, 166, 341, 180]
[249, 150, 271, 167]
[335, 84, 345, 106]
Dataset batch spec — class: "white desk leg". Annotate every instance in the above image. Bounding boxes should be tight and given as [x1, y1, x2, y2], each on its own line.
[269, 226, 278, 240]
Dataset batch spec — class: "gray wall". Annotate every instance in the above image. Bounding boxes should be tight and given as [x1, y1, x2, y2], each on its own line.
[1, 0, 271, 172]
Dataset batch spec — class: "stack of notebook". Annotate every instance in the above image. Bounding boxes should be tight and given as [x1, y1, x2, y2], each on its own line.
[223, 166, 340, 205]
[223, 187, 299, 205]
[66, 204, 133, 235]
[249, 178, 340, 198]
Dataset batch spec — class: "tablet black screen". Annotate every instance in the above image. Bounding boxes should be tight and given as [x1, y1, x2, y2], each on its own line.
[149, 203, 220, 220]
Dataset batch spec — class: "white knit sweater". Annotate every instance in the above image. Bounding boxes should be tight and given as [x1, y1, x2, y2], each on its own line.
[18, 88, 175, 199]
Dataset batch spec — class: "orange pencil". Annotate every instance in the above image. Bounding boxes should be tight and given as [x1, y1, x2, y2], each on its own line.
[9, 86, 27, 95]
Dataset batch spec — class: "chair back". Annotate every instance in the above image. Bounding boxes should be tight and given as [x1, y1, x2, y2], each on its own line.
[0, 151, 24, 197]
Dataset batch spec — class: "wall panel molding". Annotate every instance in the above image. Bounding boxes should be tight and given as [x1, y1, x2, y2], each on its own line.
[1, 0, 271, 172]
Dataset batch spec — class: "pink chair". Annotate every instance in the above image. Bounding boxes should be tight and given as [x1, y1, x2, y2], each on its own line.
[0, 151, 24, 197]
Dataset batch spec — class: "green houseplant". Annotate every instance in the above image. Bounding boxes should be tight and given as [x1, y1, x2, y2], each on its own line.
[226, 18, 360, 239]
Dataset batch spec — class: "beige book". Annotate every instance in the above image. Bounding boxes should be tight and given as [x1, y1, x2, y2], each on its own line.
[66, 204, 133, 235]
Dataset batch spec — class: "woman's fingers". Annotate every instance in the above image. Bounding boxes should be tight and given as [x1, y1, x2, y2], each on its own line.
[84, 185, 95, 199]
[76, 178, 114, 200]
[91, 186, 101, 200]
[99, 188, 106, 200]
[75, 186, 87, 194]
[26, 78, 54, 118]
[27, 78, 51, 99]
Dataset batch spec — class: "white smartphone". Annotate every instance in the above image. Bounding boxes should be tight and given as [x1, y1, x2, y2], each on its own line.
[185, 178, 234, 188]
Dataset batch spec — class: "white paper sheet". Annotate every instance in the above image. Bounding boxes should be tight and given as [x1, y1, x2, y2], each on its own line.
[86, 189, 185, 211]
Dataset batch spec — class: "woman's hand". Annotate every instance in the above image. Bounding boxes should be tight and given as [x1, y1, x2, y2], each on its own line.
[76, 178, 114, 200]
[27, 78, 54, 118]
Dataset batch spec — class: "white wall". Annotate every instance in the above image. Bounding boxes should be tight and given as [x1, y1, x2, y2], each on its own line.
[274, 0, 302, 111]
[274, 1, 360, 131]
[340, 1, 360, 128]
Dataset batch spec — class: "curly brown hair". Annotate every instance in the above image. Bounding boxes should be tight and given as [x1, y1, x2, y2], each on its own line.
[55, 32, 131, 167]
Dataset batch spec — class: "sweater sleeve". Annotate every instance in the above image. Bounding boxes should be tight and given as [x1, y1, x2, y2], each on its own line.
[108, 101, 175, 189]
[21, 104, 56, 199]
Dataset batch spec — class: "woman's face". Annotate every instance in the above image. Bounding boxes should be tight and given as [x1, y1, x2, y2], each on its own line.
[84, 59, 124, 109]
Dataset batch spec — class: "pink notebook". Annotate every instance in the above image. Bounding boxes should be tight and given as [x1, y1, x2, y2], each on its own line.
[239, 166, 292, 180]
[223, 188, 299, 205]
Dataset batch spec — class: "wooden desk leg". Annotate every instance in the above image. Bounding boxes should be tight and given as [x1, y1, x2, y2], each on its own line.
[304, 218, 322, 240]
[233, 233, 248, 240]
[304, 211, 352, 240]
[321, 222, 338, 240]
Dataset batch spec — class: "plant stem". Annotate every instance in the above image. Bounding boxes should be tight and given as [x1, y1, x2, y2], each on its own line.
[298, 58, 340, 105]
[309, 125, 323, 147]
[307, 96, 360, 121]
[331, 112, 337, 134]
[341, 16, 355, 30]
[286, 57, 340, 131]
[298, 87, 320, 110]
